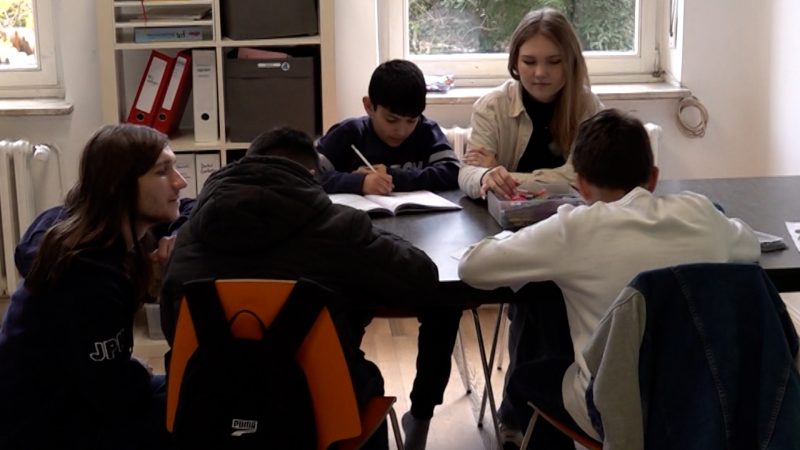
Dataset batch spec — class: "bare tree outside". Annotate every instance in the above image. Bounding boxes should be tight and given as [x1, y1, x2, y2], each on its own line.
[409, 0, 635, 55]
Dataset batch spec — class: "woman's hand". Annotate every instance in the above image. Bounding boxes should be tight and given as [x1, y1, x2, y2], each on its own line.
[464, 148, 498, 168]
[480, 166, 520, 200]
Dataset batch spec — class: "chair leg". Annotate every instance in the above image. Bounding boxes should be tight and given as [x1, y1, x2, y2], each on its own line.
[495, 304, 508, 370]
[388, 407, 405, 450]
[453, 324, 472, 394]
[478, 304, 506, 427]
[471, 308, 503, 448]
[520, 410, 539, 450]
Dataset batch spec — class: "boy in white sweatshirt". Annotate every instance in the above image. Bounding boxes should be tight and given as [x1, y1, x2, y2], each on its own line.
[458, 108, 760, 448]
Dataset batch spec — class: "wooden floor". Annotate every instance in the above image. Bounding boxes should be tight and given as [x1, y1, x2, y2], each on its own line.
[362, 306, 512, 450]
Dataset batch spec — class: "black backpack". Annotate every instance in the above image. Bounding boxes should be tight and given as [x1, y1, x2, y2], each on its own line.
[171, 279, 321, 449]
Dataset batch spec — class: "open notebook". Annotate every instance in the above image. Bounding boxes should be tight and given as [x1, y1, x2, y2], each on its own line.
[329, 190, 462, 216]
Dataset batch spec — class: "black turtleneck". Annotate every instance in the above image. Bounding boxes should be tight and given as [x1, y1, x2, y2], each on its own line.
[516, 89, 565, 172]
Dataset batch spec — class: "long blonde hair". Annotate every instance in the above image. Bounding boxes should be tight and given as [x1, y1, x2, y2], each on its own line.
[508, 8, 593, 155]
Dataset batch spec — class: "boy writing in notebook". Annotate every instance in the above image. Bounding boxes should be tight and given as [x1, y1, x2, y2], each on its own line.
[459, 109, 760, 449]
[317, 59, 460, 449]
[317, 59, 459, 194]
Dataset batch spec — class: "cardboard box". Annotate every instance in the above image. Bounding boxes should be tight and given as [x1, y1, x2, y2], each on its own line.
[488, 183, 584, 229]
[220, 0, 318, 40]
[225, 56, 318, 141]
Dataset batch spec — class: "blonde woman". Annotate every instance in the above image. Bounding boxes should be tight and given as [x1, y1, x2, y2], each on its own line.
[459, 8, 602, 200]
[458, 9, 603, 449]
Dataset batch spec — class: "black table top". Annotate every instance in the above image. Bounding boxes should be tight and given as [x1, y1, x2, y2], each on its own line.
[657, 176, 800, 291]
[373, 176, 800, 293]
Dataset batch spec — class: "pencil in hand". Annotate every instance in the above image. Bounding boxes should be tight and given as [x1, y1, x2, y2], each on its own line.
[351, 144, 377, 173]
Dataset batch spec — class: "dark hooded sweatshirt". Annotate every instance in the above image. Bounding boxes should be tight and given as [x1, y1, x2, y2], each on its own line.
[160, 155, 439, 402]
[0, 214, 156, 449]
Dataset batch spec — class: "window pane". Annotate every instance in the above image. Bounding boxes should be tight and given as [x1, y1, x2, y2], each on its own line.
[408, 0, 636, 56]
[0, 0, 38, 71]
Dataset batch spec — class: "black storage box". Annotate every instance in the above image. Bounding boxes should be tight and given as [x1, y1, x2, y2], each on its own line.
[225, 56, 318, 142]
[221, 0, 318, 40]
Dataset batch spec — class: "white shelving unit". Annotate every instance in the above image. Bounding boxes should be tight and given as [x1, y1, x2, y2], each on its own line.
[97, 0, 337, 164]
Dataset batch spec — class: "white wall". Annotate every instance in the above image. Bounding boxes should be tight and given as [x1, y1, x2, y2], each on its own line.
[334, 0, 379, 122]
[0, 1, 103, 194]
[770, 0, 800, 174]
[1, 1, 798, 190]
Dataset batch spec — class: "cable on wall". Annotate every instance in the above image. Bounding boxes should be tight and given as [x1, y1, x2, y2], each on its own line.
[676, 95, 709, 138]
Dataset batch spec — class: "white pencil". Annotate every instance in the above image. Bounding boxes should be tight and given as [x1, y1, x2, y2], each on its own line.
[350, 144, 377, 173]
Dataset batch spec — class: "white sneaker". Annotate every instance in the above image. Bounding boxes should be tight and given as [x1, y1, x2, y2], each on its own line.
[498, 421, 524, 448]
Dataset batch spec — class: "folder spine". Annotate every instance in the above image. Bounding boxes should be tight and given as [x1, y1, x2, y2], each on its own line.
[175, 153, 198, 199]
[153, 51, 193, 136]
[195, 152, 221, 190]
[134, 27, 204, 43]
[127, 51, 174, 127]
[191, 49, 219, 143]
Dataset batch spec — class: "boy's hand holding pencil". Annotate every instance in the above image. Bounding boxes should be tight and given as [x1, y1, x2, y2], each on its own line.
[351, 144, 394, 195]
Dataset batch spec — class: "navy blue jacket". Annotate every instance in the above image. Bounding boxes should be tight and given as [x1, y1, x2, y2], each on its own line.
[0, 228, 151, 449]
[1, 201, 194, 449]
[317, 115, 459, 193]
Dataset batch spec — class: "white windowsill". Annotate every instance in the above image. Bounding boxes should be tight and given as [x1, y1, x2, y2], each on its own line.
[427, 82, 691, 105]
[0, 98, 74, 116]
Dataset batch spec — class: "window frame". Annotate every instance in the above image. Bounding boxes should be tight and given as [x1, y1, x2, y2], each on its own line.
[0, 0, 62, 98]
[378, 0, 661, 86]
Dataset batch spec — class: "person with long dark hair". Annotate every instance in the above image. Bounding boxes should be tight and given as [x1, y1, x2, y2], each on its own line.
[0, 124, 187, 449]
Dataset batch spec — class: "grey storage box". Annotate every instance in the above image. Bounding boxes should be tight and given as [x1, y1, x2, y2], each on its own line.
[221, 0, 318, 40]
[225, 56, 318, 142]
[487, 183, 584, 229]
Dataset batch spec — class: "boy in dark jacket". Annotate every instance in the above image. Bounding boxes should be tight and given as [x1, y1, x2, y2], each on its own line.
[161, 127, 440, 450]
[317, 60, 462, 448]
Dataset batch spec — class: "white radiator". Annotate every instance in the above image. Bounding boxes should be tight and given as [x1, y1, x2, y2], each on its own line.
[442, 126, 471, 160]
[0, 140, 63, 296]
[644, 122, 662, 165]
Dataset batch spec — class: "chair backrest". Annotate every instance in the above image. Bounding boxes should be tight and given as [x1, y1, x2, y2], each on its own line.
[584, 263, 800, 450]
[167, 279, 362, 450]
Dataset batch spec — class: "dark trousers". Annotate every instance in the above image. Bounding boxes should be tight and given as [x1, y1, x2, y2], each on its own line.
[507, 358, 579, 450]
[139, 375, 173, 450]
[409, 306, 463, 419]
[348, 305, 462, 420]
[497, 282, 574, 428]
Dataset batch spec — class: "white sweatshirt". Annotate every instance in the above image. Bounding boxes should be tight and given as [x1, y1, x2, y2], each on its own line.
[458, 187, 761, 437]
